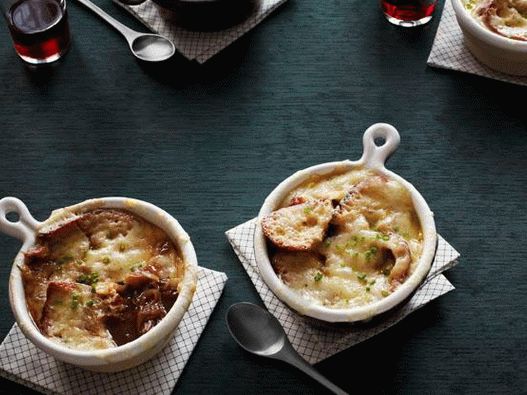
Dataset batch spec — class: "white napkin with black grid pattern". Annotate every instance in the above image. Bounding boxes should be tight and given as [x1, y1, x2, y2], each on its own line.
[226, 218, 460, 364]
[427, 0, 527, 86]
[113, 0, 287, 63]
[0, 267, 227, 395]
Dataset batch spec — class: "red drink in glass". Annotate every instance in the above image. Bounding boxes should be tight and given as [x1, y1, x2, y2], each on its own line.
[381, 0, 437, 27]
[6, 0, 70, 64]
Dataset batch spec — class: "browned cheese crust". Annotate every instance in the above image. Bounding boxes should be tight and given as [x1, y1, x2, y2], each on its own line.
[21, 209, 185, 350]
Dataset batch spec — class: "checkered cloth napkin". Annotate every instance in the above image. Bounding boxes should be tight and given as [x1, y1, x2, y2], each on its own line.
[427, 0, 527, 86]
[0, 267, 227, 395]
[226, 218, 460, 364]
[113, 0, 287, 63]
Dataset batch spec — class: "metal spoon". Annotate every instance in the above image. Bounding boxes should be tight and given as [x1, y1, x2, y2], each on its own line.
[226, 303, 348, 395]
[75, 0, 175, 62]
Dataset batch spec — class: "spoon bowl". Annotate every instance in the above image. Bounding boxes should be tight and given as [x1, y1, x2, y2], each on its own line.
[226, 302, 285, 356]
[130, 34, 175, 62]
[226, 303, 348, 395]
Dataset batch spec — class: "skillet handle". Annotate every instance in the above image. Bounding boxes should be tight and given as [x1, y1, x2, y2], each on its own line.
[0, 197, 41, 243]
[359, 123, 401, 169]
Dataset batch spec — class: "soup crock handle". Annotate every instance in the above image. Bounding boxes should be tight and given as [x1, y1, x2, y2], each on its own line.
[359, 123, 401, 169]
[0, 197, 41, 243]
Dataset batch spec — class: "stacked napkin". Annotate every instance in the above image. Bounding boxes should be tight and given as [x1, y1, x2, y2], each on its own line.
[226, 219, 460, 364]
[114, 0, 287, 63]
[0, 267, 227, 395]
[428, 0, 527, 86]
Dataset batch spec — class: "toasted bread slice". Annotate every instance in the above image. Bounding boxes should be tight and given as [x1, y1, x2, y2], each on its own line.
[262, 199, 333, 251]
[77, 209, 136, 248]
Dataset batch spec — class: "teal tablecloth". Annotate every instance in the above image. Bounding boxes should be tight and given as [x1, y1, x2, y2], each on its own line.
[0, 0, 525, 393]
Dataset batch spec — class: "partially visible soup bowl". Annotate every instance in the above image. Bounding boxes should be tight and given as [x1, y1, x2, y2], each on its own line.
[452, 0, 527, 76]
[254, 123, 437, 323]
[0, 197, 198, 372]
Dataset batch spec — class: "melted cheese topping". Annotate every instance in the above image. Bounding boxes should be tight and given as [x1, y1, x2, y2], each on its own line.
[284, 168, 374, 203]
[22, 209, 185, 350]
[464, 0, 527, 41]
[269, 169, 423, 309]
[41, 282, 116, 349]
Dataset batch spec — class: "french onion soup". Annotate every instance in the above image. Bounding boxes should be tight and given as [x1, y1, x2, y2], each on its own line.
[464, 0, 527, 41]
[21, 209, 186, 350]
[262, 168, 423, 309]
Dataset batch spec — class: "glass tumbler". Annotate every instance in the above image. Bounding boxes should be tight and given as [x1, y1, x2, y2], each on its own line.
[2, 0, 71, 64]
[381, 0, 438, 27]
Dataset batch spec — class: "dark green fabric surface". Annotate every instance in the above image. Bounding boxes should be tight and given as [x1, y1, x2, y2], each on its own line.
[1, 0, 526, 393]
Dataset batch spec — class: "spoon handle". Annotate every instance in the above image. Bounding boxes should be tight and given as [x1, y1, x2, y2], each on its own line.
[277, 347, 348, 395]
[75, 0, 138, 41]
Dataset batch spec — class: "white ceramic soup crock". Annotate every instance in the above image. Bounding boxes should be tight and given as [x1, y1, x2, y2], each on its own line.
[255, 123, 437, 323]
[452, 0, 527, 76]
[0, 197, 198, 372]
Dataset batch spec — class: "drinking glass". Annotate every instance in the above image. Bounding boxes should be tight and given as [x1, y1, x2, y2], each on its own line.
[2, 0, 71, 64]
[381, 0, 438, 27]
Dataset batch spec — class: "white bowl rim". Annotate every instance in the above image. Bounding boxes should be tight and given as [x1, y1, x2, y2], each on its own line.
[0, 196, 198, 368]
[452, 0, 527, 53]
[254, 123, 438, 323]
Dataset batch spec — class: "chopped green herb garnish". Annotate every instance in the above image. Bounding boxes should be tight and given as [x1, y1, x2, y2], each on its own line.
[70, 292, 80, 309]
[366, 286, 371, 292]
[376, 233, 390, 241]
[369, 279, 376, 286]
[357, 272, 367, 284]
[86, 300, 95, 307]
[102, 256, 111, 264]
[365, 246, 378, 261]
[78, 272, 99, 286]
[303, 206, 313, 215]
[314, 272, 323, 282]
[381, 290, 390, 297]
[345, 236, 359, 249]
